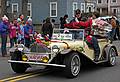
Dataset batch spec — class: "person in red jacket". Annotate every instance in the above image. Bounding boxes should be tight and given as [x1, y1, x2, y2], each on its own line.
[9, 19, 21, 47]
[64, 10, 100, 62]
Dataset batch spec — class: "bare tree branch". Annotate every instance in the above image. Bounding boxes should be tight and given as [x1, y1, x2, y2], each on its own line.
[0, 0, 7, 18]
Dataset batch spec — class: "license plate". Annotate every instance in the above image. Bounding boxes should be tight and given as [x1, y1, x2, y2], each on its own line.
[26, 54, 48, 61]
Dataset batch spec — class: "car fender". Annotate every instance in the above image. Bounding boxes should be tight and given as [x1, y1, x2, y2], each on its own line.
[104, 44, 118, 60]
[9, 47, 17, 53]
[60, 49, 72, 54]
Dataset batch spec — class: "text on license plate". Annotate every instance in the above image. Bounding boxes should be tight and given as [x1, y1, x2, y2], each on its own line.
[27, 54, 48, 61]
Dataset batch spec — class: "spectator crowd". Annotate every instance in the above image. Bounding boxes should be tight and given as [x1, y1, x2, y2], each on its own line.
[0, 9, 120, 60]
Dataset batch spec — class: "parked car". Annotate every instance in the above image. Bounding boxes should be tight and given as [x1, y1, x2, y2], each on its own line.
[8, 29, 118, 78]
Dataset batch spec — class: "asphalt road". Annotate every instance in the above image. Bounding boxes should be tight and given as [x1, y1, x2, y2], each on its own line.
[0, 56, 120, 82]
[0, 40, 119, 82]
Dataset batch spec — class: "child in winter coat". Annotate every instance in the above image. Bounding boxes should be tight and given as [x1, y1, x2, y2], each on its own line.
[9, 19, 20, 47]
[24, 17, 34, 48]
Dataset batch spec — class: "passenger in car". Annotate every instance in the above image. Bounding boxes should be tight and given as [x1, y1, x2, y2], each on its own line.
[64, 10, 100, 62]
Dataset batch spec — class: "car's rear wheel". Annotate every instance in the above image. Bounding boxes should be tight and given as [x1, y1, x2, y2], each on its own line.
[105, 48, 117, 66]
[11, 51, 28, 73]
[63, 52, 81, 78]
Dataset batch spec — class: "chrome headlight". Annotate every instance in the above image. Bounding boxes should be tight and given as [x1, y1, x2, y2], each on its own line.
[52, 45, 59, 53]
[17, 44, 25, 51]
[18, 48, 24, 51]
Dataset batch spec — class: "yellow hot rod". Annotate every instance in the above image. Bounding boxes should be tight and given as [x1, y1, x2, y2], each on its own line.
[8, 29, 118, 78]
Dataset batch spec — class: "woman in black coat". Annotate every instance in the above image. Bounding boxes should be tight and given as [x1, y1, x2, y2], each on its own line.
[41, 17, 53, 40]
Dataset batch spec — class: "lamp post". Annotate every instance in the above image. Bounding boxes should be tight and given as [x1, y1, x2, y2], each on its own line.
[84, 0, 87, 13]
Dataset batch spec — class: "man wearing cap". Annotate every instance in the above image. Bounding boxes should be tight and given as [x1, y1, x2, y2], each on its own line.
[0, 15, 9, 57]
[24, 17, 34, 48]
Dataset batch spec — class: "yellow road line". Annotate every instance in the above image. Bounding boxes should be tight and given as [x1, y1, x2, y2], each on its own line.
[9, 73, 41, 82]
[0, 72, 39, 82]
[0, 69, 50, 82]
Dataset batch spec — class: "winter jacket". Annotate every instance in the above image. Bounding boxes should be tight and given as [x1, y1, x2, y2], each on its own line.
[18, 24, 24, 41]
[24, 24, 34, 38]
[64, 19, 92, 44]
[0, 22, 9, 35]
[42, 22, 53, 37]
[60, 18, 68, 29]
[64, 19, 92, 29]
[9, 23, 21, 39]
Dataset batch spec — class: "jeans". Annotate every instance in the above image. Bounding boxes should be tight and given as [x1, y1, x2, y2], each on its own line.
[91, 36, 100, 57]
[18, 38, 24, 44]
[70, 31, 79, 39]
[109, 28, 116, 41]
[114, 27, 120, 40]
[25, 38, 30, 48]
[10, 37, 17, 48]
[0, 34, 7, 56]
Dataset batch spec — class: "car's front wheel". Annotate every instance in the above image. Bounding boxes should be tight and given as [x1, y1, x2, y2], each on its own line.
[63, 52, 81, 78]
[11, 51, 28, 73]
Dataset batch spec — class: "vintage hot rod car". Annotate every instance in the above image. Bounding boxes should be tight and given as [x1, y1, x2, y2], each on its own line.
[8, 29, 118, 78]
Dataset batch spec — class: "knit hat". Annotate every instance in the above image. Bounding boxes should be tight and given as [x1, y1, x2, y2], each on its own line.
[2, 15, 9, 21]
[46, 17, 50, 23]
[17, 18, 21, 22]
[27, 17, 32, 22]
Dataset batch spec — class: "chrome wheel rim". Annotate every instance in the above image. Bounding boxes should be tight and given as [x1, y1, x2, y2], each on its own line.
[110, 48, 116, 65]
[71, 54, 80, 76]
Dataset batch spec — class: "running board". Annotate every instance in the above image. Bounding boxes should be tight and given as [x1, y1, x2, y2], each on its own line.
[93, 60, 108, 64]
[8, 60, 66, 68]
[82, 53, 108, 64]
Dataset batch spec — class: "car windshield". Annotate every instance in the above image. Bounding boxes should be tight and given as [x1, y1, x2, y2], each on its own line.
[52, 29, 84, 41]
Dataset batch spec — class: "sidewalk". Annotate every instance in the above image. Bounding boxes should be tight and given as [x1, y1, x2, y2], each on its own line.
[0, 43, 10, 56]
[0, 43, 10, 48]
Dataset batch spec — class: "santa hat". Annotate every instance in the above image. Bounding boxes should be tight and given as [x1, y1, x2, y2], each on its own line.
[2, 15, 9, 21]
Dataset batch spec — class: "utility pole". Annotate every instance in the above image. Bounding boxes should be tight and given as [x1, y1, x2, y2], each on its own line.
[22, 0, 28, 20]
[84, 0, 87, 13]
[108, 0, 111, 15]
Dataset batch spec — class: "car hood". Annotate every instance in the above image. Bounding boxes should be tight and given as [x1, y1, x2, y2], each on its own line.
[49, 40, 84, 51]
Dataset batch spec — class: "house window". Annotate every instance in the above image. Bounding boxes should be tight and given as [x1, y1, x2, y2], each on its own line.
[12, 3, 18, 13]
[6, 1, 10, 6]
[98, 0, 101, 3]
[86, 3, 94, 13]
[112, 8, 118, 14]
[81, 3, 85, 13]
[73, 2, 78, 17]
[50, 2, 57, 17]
[88, 7, 92, 12]
[107, 0, 108, 3]
[112, 0, 117, 3]
[27, 3, 32, 17]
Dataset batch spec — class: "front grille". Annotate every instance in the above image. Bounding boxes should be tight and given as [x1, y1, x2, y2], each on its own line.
[30, 43, 50, 53]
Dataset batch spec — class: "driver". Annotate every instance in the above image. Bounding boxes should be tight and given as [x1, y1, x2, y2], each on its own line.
[64, 9, 100, 62]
